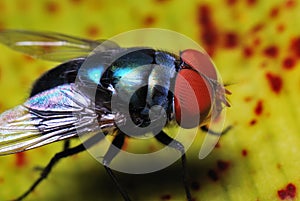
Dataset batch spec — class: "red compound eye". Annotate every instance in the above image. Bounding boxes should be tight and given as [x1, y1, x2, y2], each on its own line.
[174, 69, 212, 128]
[181, 49, 217, 80]
[174, 49, 219, 128]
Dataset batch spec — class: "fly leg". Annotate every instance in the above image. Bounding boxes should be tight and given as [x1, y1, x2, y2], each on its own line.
[14, 133, 105, 201]
[102, 130, 132, 201]
[32, 140, 72, 174]
[155, 131, 192, 201]
[63, 140, 71, 150]
[201, 125, 232, 136]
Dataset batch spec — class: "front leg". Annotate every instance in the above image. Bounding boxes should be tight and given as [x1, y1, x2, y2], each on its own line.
[155, 131, 192, 201]
[201, 125, 232, 136]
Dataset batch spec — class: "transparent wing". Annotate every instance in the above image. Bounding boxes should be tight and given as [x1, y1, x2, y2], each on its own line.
[0, 29, 119, 62]
[0, 83, 115, 155]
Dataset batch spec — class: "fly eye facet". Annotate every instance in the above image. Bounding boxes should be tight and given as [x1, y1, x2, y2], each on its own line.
[180, 49, 217, 80]
[174, 69, 212, 129]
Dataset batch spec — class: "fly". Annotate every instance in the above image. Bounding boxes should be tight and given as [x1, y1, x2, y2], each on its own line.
[0, 29, 231, 201]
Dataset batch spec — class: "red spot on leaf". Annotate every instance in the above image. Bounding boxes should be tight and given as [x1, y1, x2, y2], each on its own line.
[270, 6, 280, 18]
[266, 72, 283, 94]
[290, 37, 300, 58]
[15, 152, 27, 167]
[197, 4, 212, 27]
[201, 28, 218, 46]
[208, 169, 219, 181]
[286, 0, 296, 8]
[253, 38, 261, 46]
[244, 96, 253, 102]
[277, 163, 282, 169]
[243, 46, 254, 58]
[226, 0, 238, 6]
[217, 160, 230, 171]
[260, 61, 268, 68]
[278, 190, 287, 199]
[251, 23, 265, 33]
[86, 25, 101, 38]
[45, 1, 60, 13]
[242, 149, 248, 157]
[246, 0, 257, 6]
[277, 183, 297, 200]
[254, 100, 263, 116]
[282, 57, 296, 70]
[143, 15, 156, 26]
[263, 45, 279, 58]
[197, 4, 219, 56]
[249, 119, 257, 126]
[161, 194, 171, 200]
[277, 24, 285, 33]
[224, 32, 239, 48]
[287, 183, 297, 198]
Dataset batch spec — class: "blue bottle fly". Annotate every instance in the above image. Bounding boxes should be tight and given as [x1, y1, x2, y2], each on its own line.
[0, 30, 231, 201]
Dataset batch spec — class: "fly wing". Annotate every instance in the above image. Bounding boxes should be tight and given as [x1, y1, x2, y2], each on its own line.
[0, 83, 115, 155]
[0, 29, 119, 62]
